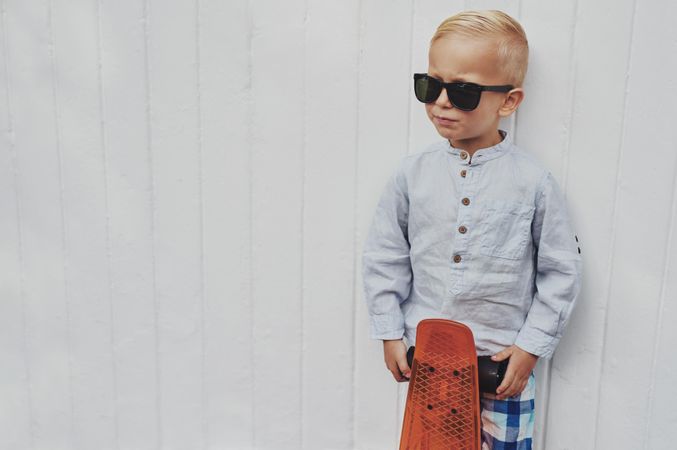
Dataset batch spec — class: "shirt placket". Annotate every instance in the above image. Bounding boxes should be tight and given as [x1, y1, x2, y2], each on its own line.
[450, 150, 478, 295]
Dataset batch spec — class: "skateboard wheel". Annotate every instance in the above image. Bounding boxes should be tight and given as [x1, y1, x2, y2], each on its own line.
[406, 345, 415, 368]
[477, 356, 508, 394]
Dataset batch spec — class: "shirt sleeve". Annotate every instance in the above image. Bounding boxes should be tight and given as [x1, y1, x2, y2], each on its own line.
[514, 172, 583, 359]
[361, 161, 412, 340]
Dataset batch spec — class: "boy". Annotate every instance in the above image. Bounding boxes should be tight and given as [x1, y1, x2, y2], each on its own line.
[361, 10, 582, 449]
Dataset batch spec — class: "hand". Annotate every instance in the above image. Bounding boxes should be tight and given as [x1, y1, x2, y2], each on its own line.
[383, 339, 411, 382]
[492, 345, 538, 400]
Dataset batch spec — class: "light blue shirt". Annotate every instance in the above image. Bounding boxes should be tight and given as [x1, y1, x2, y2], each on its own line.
[362, 129, 582, 359]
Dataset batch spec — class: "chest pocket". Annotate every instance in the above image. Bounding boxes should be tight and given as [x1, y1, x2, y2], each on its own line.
[479, 201, 534, 260]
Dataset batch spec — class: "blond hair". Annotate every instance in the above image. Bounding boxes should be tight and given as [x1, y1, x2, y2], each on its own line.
[430, 10, 529, 87]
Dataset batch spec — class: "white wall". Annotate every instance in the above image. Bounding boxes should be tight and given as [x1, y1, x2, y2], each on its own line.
[1, 1, 675, 449]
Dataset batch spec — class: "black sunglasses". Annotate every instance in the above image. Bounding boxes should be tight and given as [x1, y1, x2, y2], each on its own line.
[413, 73, 513, 111]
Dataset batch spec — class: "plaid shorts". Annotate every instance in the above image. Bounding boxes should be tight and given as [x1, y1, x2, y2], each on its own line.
[479, 371, 536, 450]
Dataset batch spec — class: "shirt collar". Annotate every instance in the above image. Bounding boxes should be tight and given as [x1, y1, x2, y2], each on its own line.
[445, 129, 512, 165]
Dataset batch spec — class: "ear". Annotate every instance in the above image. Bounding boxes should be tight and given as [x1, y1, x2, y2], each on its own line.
[498, 88, 524, 117]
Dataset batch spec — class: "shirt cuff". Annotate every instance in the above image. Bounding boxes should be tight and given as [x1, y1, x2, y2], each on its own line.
[514, 326, 560, 359]
[369, 314, 405, 340]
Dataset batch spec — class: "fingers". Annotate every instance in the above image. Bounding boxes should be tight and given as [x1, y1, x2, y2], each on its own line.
[387, 361, 407, 382]
[387, 363, 410, 382]
[496, 374, 527, 400]
[495, 364, 529, 399]
[495, 368, 514, 398]
[385, 355, 410, 382]
[496, 358, 520, 399]
[396, 355, 411, 380]
[493, 348, 515, 397]
[491, 346, 513, 362]
[383, 339, 410, 382]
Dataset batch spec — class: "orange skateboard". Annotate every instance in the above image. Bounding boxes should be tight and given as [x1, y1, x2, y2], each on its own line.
[399, 319, 507, 450]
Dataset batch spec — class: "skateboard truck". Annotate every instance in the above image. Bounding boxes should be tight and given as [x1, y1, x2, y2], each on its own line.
[407, 346, 507, 394]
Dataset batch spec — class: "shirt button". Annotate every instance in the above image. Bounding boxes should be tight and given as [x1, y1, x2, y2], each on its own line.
[458, 225, 467, 234]
[460, 170, 467, 177]
[461, 197, 470, 206]
[460, 151, 468, 160]
[453, 255, 462, 263]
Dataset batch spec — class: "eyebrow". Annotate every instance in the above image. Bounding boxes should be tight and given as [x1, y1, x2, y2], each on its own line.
[427, 72, 471, 83]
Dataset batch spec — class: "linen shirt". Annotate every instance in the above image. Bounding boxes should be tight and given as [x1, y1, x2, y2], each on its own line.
[362, 129, 582, 359]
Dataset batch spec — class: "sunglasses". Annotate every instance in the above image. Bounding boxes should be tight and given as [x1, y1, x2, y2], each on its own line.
[413, 73, 514, 111]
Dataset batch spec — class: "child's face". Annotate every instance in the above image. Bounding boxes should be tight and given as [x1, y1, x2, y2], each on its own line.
[425, 34, 522, 152]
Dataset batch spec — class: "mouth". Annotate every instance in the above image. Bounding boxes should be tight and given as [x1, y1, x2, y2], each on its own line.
[434, 115, 459, 124]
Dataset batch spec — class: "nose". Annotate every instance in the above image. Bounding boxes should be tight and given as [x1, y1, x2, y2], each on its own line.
[434, 86, 452, 108]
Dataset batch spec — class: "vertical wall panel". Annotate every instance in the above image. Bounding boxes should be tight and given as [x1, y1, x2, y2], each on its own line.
[596, 0, 677, 448]
[544, 1, 635, 449]
[199, 0, 254, 448]
[0, 0, 31, 448]
[303, 1, 359, 449]
[3, 2, 73, 448]
[647, 178, 677, 448]
[98, 0, 159, 448]
[249, 1, 305, 448]
[147, 1, 204, 448]
[517, 0, 577, 179]
[51, 0, 117, 447]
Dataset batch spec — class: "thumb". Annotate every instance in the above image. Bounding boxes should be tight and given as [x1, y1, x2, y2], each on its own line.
[397, 355, 411, 378]
[492, 347, 513, 362]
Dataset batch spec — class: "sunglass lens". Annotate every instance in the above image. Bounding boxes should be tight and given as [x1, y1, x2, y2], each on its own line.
[448, 84, 480, 111]
[414, 76, 441, 103]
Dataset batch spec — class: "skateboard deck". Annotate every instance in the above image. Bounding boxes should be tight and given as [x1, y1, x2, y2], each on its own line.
[399, 319, 481, 450]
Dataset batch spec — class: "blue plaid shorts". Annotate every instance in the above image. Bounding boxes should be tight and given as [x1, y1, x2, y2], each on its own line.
[479, 371, 536, 450]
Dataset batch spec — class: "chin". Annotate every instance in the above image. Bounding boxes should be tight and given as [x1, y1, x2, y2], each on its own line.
[435, 126, 461, 141]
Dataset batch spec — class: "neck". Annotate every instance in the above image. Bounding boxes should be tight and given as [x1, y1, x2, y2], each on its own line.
[450, 129, 504, 156]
